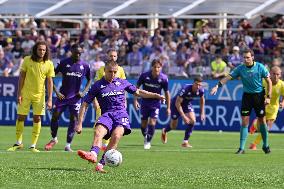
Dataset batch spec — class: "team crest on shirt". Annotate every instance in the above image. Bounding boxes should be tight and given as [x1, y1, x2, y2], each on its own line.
[66, 64, 71, 68]
[115, 81, 121, 86]
[80, 65, 84, 70]
[158, 78, 162, 83]
[146, 77, 150, 80]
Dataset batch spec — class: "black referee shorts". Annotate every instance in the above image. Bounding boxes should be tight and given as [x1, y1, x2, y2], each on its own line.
[241, 91, 265, 117]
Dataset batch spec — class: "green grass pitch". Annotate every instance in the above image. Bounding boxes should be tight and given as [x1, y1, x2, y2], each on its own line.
[0, 126, 284, 189]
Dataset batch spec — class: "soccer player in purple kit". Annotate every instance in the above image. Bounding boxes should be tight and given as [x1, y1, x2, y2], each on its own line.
[75, 60, 165, 173]
[133, 59, 170, 149]
[44, 44, 91, 152]
[161, 77, 205, 148]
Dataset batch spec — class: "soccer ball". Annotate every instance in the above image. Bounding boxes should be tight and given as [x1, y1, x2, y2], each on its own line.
[104, 149, 123, 167]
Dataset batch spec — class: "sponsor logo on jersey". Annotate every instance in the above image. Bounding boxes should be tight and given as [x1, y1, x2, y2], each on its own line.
[102, 90, 124, 97]
[145, 83, 160, 88]
[66, 72, 82, 77]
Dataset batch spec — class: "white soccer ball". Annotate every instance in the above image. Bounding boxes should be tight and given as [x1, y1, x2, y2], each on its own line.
[104, 149, 123, 167]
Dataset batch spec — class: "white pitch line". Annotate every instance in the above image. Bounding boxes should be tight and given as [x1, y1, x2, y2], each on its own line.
[1, 148, 284, 154]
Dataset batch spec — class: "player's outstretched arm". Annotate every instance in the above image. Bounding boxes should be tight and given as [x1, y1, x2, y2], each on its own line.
[134, 89, 165, 101]
[200, 96, 205, 121]
[210, 75, 232, 95]
[46, 77, 53, 110]
[133, 85, 141, 110]
[76, 102, 88, 134]
[264, 76, 272, 105]
[165, 90, 171, 116]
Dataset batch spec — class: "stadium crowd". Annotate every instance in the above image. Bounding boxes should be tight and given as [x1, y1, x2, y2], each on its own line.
[0, 15, 284, 78]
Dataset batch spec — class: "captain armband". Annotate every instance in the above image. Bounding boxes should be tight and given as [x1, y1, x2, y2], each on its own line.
[217, 81, 223, 87]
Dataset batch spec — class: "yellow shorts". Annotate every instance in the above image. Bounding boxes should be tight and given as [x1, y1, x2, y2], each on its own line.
[266, 105, 278, 120]
[17, 95, 45, 115]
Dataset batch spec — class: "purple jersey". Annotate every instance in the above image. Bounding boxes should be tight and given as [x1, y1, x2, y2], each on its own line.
[172, 84, 204, 110]
[137, 71, 168, 108]
[84, 77, 137, 114]
[55, 57, 90, 99]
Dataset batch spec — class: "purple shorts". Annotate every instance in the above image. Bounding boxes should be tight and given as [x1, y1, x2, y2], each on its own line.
[53, 97, 81, 116]
[170, 102, 194, 120]
[140, 105, 160, 120]
[96, 110, 131, 140]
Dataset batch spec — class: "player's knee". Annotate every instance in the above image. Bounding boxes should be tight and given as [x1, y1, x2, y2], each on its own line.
[69, 114, 76, 122]
[111, 133, 123, 142]
[51, 112, 61, 121]
[149, 119, 157, 126]
[190, 119, 196, 125]
[33, 116, 41, 123]
[17, 115, 26, 122]
[170, 121, 178, 129]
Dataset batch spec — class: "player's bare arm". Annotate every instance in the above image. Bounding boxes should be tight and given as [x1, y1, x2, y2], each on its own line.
[264, 76, 272, 105]
[134, 89, 165, 101]
[210, 75, 232, 95]
[175, 96, 190, 125]
[76, 102, 88, 134]
[200, 95, 205, 121]
[165, 90, 171, 116]
[78, 77, 92, 98]
[52, 79, 65, 100]
[46, 77, 53, 110]
[17, 71, 26, 105]
[133, 85, 141, 110]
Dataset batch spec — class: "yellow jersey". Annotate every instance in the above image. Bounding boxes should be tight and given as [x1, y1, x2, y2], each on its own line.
[95, 66, 126, 81]
[263, 79, 284, 119]
[263, 79, 284, 106]
[21, 56, 55, 100]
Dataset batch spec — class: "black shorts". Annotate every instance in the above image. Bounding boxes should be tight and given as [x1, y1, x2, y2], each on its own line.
[241, 91, 265, 117]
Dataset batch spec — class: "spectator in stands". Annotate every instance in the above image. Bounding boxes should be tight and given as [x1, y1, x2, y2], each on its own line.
[251, 36, 265, 62]
[11, 41, 24, 76]
[211, 55, 228, 79]
[117, 45, 127, 66]
[0, 47, 13, 77]
[228, 46, 243, 69]
[149, 46, 163, 63]
[57, 37, 71, 60]
[239, 19, 252, 31]
[127, 44, 143, 66]
[50, 28, 61, 48]
[90, 53, 105, 78]
[0, 32, 8, 48]
[21, 33, 35, 56]
[262, 32, 279, 55]
[13, 30, 24, 45]
[139, 36, 152, 58]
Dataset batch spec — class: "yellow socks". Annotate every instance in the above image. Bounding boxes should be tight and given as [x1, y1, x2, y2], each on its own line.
[31, 121, 41, 147]
[253, 134, 262, 145]
[16, 120, 24, 144]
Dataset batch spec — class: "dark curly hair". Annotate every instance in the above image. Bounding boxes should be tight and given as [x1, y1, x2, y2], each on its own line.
[31, 41, 50, 62]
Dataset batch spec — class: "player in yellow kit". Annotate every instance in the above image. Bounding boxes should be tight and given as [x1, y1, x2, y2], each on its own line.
[249, 66, 284, 150]
[7, 41, 55, 152]
[93, 49, 126, 150]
